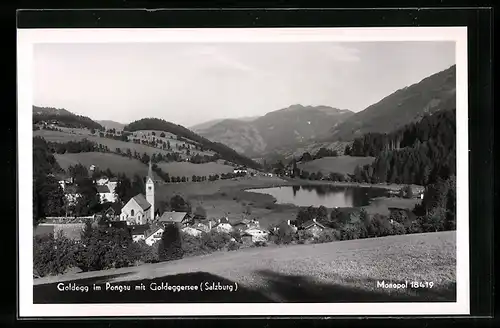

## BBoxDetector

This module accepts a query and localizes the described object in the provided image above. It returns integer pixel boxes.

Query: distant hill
[96,120,126,131]
[33,105,104,131]
[197,104,353,157]
[190,119,226,132]
[191,116,259,132]
[124,118,262,170]
[330,65,456,141]
[32,105,74,116]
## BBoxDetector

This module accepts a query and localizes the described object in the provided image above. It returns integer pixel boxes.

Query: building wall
[120,199,148,225]
[100,192,117,203]
[145,230,163,246]
[132,234,145,242]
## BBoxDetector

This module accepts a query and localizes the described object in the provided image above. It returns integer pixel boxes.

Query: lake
[246,185,389,208]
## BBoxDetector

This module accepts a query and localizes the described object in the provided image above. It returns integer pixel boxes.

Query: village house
[233,167,248,174]
[181,226,203,237]
[145,225,164,246]
[213,217,233,233]
[119,161,155,225]
[301,218,326,237]
[242,227,269,243]
[158,211,189,227]
[97,185,117,203]
[129,224,150,242]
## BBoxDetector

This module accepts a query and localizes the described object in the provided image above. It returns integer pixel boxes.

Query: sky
[33,41,455,127]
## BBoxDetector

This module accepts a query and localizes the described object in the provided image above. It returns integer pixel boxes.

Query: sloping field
[298,155,375,175]
[34,231,456,303]
[34,130,178,157]
[54,152,162,180]
[156,161,234,178]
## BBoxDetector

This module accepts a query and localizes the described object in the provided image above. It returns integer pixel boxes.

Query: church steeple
[145,158,155,223]
[148,159,153,180]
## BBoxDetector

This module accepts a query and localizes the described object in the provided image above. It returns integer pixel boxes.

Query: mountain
[197,105,353,157]
[330,65,456,141]
[33,105,74,116]
[191,116,259,132]
[96,120,126,131]
[190,119,226,132]
[124,118,262,170]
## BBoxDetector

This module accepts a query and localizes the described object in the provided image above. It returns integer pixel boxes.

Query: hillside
[124,118,262,170]
[198,104,353,157]
[33,105,104,131]
[96,120,126,131]
[54,152,162,180]
[34,231,456,303]
[330,65,456,141]
[33,105,74,116]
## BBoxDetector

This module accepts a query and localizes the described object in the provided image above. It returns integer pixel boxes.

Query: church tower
[146,159,155,222]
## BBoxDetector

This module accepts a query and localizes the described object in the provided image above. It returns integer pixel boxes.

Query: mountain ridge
[197,104,354,157]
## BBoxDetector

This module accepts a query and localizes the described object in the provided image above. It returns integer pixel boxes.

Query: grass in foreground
[34,231,456,303]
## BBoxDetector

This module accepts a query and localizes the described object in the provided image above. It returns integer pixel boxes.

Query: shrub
[314,229,340,244]
[296,230,315,244]
[33,232,77,277]
[274,222,295,245]
[391,221,406,235]
[181,232,208,256]
[158,224,184,262]
[253,240,267,247]
[201,230,232,251]
[227,240,241,251]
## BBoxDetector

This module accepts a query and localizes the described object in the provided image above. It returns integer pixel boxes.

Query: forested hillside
[124,118,262,170]
[347,109,455,186]
[33,105,104,131]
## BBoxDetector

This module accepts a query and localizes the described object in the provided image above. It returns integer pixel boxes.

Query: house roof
[129,224,150,235]
[131,194,151,211]
[96,185,111,193]
[145,223,164,239]
[302,220,326,230]
[159,211,187,223]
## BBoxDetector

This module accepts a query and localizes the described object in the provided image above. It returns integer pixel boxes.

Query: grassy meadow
[54,152,162,180]
[155,161,235,178]
[34,231,456,302]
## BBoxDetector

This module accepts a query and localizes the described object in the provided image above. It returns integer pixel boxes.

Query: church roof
[131,194,151,211]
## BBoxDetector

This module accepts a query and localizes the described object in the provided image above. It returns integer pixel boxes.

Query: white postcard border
[18,27,469,317]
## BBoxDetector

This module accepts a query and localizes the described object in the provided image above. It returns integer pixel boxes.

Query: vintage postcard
[18,27,469,317]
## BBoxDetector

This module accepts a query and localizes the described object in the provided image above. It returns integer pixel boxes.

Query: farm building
[119,161,155,225]
[301,219,326,237]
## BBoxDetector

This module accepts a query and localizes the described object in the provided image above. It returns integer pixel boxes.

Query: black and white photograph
[18,27,469,317]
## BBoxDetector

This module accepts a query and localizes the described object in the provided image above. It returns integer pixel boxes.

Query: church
[119,161,155,225]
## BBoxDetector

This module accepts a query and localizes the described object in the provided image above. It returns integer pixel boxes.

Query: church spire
[148,159,153,179]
